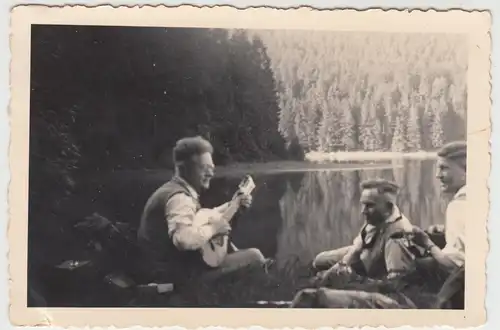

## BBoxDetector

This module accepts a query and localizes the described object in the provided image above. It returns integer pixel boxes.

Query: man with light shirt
[400,141,466,309]
[137,136,266,286]
[412,141,466,272]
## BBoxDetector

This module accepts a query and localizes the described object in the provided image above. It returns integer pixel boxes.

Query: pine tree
[430,99,445,148]
[361,120,378,151]
[359,99,369,150]
[373,119,384,150]
[316,113,329,152]
[406,104,422,151]
[391,112,407,152]
[382,94,393,148]
[294,103,309,149]
[358,95,384,151]
[431,76,447,98]
[278,89,295,139]
[360,116,379,151]
[317,107,342,152]
[340,99,356,150]
[331,98,345,149]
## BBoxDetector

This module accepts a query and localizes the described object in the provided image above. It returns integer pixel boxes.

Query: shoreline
[108,161,399,180]
[87,155,438,183]
[306,151,439,163]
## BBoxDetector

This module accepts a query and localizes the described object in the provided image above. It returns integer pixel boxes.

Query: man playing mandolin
[137,136,266,286]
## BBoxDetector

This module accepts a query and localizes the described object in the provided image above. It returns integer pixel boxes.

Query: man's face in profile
[360,188,389,225]
[189,152,215,191]
[435,157,466,194]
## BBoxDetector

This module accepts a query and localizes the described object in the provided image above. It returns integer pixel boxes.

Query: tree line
[29,26,294,213]
[253,30,468,152]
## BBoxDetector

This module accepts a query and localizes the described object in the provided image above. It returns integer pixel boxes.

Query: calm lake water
[99,159,447,273]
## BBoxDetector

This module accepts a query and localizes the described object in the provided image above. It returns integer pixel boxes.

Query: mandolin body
[194,176,255,268]
[194,208,229,268]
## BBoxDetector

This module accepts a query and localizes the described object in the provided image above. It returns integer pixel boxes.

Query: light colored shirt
[165,176,229,251]
[351,205,410,247]
[442,186,466,267]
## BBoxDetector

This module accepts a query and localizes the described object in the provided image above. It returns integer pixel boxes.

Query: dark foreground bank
[28,160,451,308]
[28,201,450,308]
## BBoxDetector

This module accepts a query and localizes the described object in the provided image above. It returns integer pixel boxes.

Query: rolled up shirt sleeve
[213,202,231,214]
[166,194,217,251]
[442,199,466,267]
[340,230,364,264]
[352,233,363,248]
[384,238,416,276]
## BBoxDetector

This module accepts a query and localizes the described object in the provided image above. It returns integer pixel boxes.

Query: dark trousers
[434,265,465,309]
[414,257,464,309]
[414,257,452,287]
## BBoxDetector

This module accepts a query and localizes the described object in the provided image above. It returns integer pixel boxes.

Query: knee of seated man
[313,251,339,270]
[246,248,266,264]
[312,253,328,270]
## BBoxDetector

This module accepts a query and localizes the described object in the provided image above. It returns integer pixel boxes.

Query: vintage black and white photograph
[9,6,490,328]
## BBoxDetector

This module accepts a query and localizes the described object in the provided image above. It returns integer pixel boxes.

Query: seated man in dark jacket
[137,136,265,286]
[293,179,419,308]
[315,179,416,281]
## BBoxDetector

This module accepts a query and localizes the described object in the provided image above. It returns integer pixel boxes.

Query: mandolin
[194,175,256,268]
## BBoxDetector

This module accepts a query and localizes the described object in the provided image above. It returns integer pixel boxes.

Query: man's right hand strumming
[210,218,231,236]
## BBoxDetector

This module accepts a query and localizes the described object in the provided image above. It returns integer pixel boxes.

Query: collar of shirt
[173,175,199,201]
[360,205,403,249]
[385,205,403,224]
[364,205,403,232]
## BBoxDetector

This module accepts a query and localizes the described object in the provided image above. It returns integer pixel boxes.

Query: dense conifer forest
[29,26,292,218]
[252,30,467,152]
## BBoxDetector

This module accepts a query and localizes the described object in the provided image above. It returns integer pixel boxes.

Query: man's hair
[437,141,467,170]
[172,136,213,166]
[360,178,399,202]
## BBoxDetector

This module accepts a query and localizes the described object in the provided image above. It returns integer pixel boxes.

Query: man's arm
[340,243,362,265]
[213,202,231,214]
[318,233,363,283]
[426,245,462,273]
[425,199,466,272]
[412,225,463,273]
[212,193,251,223]
[440,199,466,268]
[384,238,417,278]
[336,234,363,267]
[166,194,218,251]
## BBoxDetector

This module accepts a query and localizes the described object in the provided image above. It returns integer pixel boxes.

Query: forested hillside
[30,26,290,209]
[253,30,468,152]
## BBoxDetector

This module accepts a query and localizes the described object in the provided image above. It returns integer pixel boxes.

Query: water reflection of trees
[276,160,447,269]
